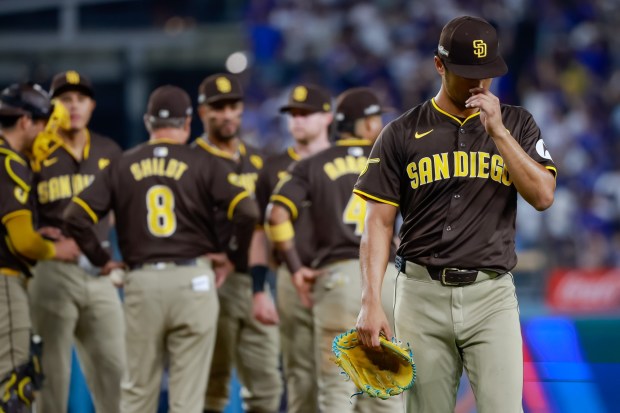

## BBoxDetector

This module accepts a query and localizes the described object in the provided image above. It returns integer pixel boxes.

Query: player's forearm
[249,228,270,293]
[63,203,110,266]
[360,201,397,306]
[360,222,392,306]
[266,203,301,273]
[491,130,555,210]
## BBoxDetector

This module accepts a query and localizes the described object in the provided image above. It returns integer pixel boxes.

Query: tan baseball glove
[332,329,416,399]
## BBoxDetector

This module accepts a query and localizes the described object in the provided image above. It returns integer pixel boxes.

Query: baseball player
[0,82,80,412]
[27,70,125,413]
[250,84,333,413]
[193,73,282,413]
[354,16,557,413]
[64,85,259,413]
[267,87,401,413]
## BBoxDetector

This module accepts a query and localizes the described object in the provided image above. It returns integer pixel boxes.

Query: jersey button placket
[459,127,466,149]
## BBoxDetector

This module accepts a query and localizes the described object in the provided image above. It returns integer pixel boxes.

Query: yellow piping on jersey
[227,191,250,221]
[71,196,99,224]
[546,166,558,179]
[352,189,399,207]
[59,129,91,161]
[148,138,180,145]
[431,98,480,126]
[287,146,300,161]
[2,154,30,192]
[195,137,235,160]
[1,209,30,226]
[270,194,299,220]
[336,139,372,146]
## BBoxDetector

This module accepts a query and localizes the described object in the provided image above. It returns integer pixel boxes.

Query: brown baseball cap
[437,16,507,79]
[280,84,332,113]
[146,85,193,121]
[50,70,95,98]
[335,87,387,124]
[198,73,243,105]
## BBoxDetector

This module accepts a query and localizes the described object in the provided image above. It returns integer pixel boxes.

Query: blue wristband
[250,265,269,294]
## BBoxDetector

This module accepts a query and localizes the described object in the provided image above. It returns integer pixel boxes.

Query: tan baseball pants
[276,265,317,413]
[205,271,282,413]
[0,272,30,379]
[395,261,523,413]
[121,261,218,413]
[29,260,125,413]
[313,259,403,413]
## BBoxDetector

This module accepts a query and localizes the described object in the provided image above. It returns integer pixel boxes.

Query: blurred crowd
[235,0,620,270]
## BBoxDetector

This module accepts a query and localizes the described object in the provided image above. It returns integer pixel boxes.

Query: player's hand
[356,301,393,350]
[52,238,80,262]
[206,252,234,288]
[292,266,323,308]
[100,260,127,287]
[465,87,506,139]
[252,291,280,325]
[39,226,64,241]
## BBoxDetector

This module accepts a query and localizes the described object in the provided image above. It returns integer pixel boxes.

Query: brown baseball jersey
[271,139,376,269]
[192,137,263,272]
[33,130,121,244]
[255,147,316,267]
[354,99,557,273]
[0,138,37,273]
[65,140,253,268]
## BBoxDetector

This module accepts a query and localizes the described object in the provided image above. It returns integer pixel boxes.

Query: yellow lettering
[59,176,72,199]
[502,167,512,186]
[490,154,503,183]
[140,159,152,178]
[131,163,143,181]
[324,163,338,180]
[37,182,49,203]
[174,162,188,180]
[433,153,449,181]
[469,152,477,178]
[49,178,60,202]
[478,152,489,179]
[165,159,178,178]
[406,162,418,189]
[323,156,367,181]
[418,157,433,186]
[454,151,468,177]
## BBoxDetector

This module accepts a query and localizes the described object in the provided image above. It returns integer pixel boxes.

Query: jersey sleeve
[0,155,33,221]
[63,164,114,266]
[353,121,403,207]
[72,163,114,222]
[269,160,310,221]
[204,157,253,222]
[514,109,557,177]
[254,166,272,224]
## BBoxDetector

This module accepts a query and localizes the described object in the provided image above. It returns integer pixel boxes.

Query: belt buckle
[441,267,461,286]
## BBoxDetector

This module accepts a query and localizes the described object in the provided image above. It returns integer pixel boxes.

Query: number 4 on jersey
[343,194,367,236]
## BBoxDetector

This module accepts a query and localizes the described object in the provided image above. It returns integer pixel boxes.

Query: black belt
[395,255,498,287]
[129,258,200,271]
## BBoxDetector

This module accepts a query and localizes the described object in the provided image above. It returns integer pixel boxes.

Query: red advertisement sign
[547,269,620,312]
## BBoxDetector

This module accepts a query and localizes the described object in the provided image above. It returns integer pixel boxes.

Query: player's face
[203,99,243,142]
[437,58,493,110]
[287,109,331,145]
[56,91,95,132]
